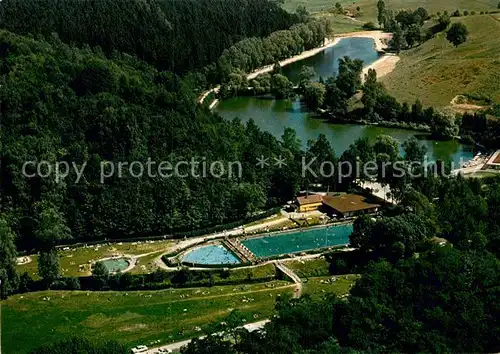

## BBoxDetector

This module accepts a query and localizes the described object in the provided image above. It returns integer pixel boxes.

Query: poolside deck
[222,237,258,263]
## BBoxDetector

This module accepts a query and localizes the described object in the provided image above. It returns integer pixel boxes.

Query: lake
[215,37,474,166]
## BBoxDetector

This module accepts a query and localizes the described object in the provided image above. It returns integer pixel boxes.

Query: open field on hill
[1,281,293,354]
[2,272,360,354]
[314,13,365,33]
[381,14,500,108]
[283,0,499,20]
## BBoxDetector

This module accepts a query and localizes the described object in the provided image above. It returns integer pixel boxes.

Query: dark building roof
[322,194,380,213]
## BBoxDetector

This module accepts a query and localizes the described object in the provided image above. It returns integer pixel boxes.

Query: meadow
[302,274,361,299]
[16,240,175,279]
[283,0,499,20]
[2,281,293,354]
[382,14,500,107]
[1,273,358,353]
[284,258,332,277]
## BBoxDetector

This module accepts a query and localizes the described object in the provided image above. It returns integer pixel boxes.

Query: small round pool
[181,244,241,265]
[101,258,130,273]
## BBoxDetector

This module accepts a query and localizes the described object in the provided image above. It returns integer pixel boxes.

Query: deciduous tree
[446,22,469,47]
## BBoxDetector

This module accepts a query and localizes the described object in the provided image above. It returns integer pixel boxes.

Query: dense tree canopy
[0,0,298,75]
[0,30,303,250]
[0,219,19,298]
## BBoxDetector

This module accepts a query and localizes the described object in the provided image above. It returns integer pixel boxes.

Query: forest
[0,29,307,252]
[0,0,298,74]
[1,0,500,353]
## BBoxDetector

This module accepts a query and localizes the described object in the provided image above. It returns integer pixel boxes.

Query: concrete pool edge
[166,221,354,268]
[95,256,136,274]
[178,241,248,268]
[239,221,354,242]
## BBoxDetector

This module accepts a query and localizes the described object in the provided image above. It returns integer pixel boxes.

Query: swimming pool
[101,257,130,273]
[181,244,241,265]
[242,224,353,258]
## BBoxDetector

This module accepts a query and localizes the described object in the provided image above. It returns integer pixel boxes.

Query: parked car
[131,345,148,354]
[157,349,172,354]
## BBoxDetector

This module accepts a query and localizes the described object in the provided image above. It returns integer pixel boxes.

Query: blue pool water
[101,258,130,273]
[182,244,241,265]
[242,224,353,258]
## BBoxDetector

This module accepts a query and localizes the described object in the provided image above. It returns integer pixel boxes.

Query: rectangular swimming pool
[242,224,353,258]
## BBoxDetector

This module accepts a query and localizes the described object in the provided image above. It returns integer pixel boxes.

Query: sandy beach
[362,53,400,81]
[246,36,342,80]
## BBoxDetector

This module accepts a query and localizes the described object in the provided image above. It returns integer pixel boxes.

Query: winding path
[275,261,303,298]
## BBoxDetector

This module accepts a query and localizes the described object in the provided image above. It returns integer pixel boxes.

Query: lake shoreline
[316,113,431,133]
[199,30,398,106]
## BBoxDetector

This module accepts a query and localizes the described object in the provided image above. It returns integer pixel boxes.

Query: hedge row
[16,266,279,294]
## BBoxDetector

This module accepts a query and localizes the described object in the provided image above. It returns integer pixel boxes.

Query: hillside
[381,14,500,108]
[283,0,499,19]
[0,29,297,250]
[0,0,297,73]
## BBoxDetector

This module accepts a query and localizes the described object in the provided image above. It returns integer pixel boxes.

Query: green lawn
[284,258,332,278]
[243,212,284,228]
[129,251,165,275]
[315,13,365,33]
[2,260,360,354]
[381,14,500,107]
[302,274,361,299]
[2,281,293,354]
[221,264,277,282]
[16,240,175,279]
[464,170,500,178]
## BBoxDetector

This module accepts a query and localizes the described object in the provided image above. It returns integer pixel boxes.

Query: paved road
[145,320,270,353]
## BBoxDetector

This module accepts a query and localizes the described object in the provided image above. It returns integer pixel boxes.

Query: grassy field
[2,281,293,354]
[381,14,500,107]
[283,0,499,19]
[315,13,365,33]
[129,251,166,275]
[221,264,277,282]
[464,170,500,178]
[302,274,361,299]
[284,258,332,278]
[16,240,175,279]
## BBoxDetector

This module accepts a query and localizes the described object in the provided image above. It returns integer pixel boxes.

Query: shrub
[50,280,69,290]
[362,22,377,30]
[65,277,81,290]
[17,272,34,293]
